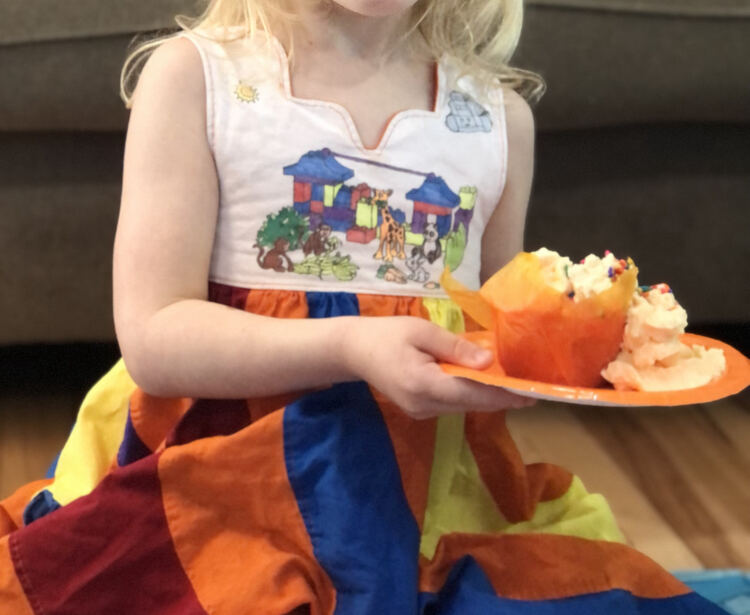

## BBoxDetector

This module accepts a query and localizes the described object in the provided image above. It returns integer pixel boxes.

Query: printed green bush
[256,207,309,249]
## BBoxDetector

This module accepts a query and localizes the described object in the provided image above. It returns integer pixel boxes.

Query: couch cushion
[530,0,750,18]
[0,0,187,45]
[0,0,189,132]
[0,36,135,132]
[0,0,749,132]
[0,132,123,344]
[516,2,750,129]
[526,124,750,323]
[2,0,748,46]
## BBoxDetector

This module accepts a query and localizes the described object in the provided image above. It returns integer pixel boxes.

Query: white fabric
[183,31,508,297]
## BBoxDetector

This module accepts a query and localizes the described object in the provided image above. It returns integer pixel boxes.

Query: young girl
[0,1,728,613]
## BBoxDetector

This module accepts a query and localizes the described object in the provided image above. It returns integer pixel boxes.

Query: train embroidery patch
[253,148,478,289]
[445,91,492,133]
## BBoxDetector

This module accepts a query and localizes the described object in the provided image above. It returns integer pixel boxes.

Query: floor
[1,343,748,572]
[507,392,750,570]
[0,343,120,501]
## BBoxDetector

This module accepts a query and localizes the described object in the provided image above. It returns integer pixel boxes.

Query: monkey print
[255,238,293,272]
[303,224,334,256]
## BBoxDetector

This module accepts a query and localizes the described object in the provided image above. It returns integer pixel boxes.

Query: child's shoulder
[501,87,534,135]
[499,87,535,167]
[456,75,534,145]
[134,36,207,107]
[137,30,279,102]
[127,36,214,150]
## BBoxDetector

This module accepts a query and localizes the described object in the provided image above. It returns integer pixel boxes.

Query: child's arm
[480,89,535,280]
[114,38,531,417]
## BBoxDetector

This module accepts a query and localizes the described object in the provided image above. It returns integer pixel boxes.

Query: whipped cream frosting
[531,248,726,392]
[602,287,725,391]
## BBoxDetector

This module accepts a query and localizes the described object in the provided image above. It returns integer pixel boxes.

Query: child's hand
[345,317,535,419]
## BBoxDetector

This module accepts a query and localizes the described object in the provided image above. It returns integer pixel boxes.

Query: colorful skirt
[0,286,727,614]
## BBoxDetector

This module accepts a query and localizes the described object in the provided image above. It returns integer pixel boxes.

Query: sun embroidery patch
[253,148,478,290]
[234,82,259,103]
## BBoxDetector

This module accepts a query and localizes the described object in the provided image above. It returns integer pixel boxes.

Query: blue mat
[674,570,750,614]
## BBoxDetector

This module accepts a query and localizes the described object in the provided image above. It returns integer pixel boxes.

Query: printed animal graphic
[406,247,430,283]
[420,223,442,264]
[255,238,293,272]
[303,224,334,256]
[373,189,406,262]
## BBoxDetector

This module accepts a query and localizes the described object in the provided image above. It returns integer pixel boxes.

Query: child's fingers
[402,386,533,419]
[413,323,493,370]
[426,370,533,412]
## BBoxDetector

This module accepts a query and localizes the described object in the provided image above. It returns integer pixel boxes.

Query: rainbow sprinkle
[639,283,673,295]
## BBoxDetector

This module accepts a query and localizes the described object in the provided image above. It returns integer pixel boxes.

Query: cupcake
[443,248,638,387]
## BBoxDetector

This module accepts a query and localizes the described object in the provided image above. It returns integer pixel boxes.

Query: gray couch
[1,0,748,346]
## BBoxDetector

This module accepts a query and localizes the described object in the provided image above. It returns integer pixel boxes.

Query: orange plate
[441,332,750,407]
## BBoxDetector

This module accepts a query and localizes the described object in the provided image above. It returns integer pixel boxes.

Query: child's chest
[288,54,435,149]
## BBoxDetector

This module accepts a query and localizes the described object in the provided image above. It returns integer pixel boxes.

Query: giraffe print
[372,189,406,263]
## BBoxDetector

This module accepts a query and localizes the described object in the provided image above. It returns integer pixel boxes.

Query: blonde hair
[120,0,545,107]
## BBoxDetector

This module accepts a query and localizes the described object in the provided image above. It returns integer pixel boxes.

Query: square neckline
[268,35,443,154]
